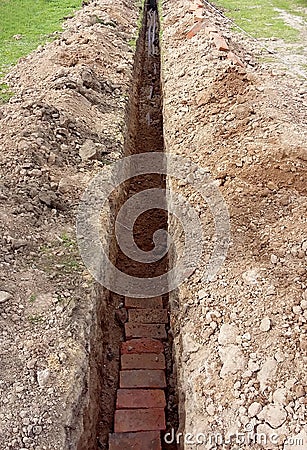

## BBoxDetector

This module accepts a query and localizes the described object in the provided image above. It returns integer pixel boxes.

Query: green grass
[213,0,307,41]
[0,0,82,79]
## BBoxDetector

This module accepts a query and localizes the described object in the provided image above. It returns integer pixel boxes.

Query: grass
[37,232,83,276]
[213,0,307,41]
[0,0,82,84]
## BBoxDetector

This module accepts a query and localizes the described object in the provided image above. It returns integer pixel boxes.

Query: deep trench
[76,2,179,449]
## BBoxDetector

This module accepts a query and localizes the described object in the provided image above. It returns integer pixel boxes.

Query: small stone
[260,317,271,332]
[206,404,215,416]
[292,305,302,315]
[33,425,42,435]
[37,369,50,387]
[218,323,239,345]
[300,299,307,310]
[248,401,262,417]
[270,254,278,264]
[258,403,287,428]
[0,291,12,304]
[273,388,287,405]
[294,384,305,398]
[219,344,246,378]
[79,139,97,161]
[257,357,278,391]
[248,360,260,372]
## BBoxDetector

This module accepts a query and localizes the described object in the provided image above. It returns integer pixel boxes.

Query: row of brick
[187,0,245,67]
[109,296,167,449]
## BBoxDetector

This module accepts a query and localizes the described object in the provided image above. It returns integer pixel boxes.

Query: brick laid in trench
[109,431,162,450]
[125,296,163,309]
[125,323,167,340]
[114,408,166,432]
[116,389,166,409]
[128,308,168,324]
[121,338,164,355]
[121,353,166,370]
[120,369,166,388]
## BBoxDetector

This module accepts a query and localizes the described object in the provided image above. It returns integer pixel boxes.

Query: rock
[257,357,278,391]
[273,388,287,405]
[294,384,305,398]
[218,323,239,345]
[248,359,260,372]
[79,139,97,160]
[260,317,271,332]
[258,403,287,429]
[37,369,50,387]
[271,254,278,264]
[206,404,216,416]
[219,344,246,378]
[0,291,12,304]
[248,401,262,417]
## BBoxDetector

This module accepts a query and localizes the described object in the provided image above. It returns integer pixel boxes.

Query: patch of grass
[214,0,306,42]
[0,0,82,78]
[37,231,83,276]
[28,314,44,324]
[29,293,37,304]
[0,82,14,103]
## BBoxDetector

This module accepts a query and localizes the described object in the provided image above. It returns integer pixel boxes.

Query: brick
[121,353,166,370]
[114,409,166,432]
[116,389,166,409]
[125,296,163,309]
[109,431,162,450]
[227,51,245,67]
[121,338,164,355]
[125,323,167,340]
[187,21,205,39]
[128,309,168,324]
[120,370,166,388]
[213,34,229,52]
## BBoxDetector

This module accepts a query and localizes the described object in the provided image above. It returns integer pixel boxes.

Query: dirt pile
[161,0,306,448]
[0,1,139,449]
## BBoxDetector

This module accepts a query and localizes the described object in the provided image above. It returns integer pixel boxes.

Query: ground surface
[0,0,139,448]
[162,0,306,449]
[0,0,306,449]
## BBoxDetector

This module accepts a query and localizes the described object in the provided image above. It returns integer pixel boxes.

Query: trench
[75,1,179,449]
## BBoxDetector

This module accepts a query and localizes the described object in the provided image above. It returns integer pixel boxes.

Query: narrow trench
[109,0,178,450]
[107,0,179,447]
[77,1,179,449]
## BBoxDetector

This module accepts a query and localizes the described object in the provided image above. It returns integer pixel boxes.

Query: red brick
[121,338,164,355]
[114,409,166,432]
[125,296,163,309]
[109,431,162,450]
[121,353,166,370]
[227,51,245,67]
[120,370,166,389]
[213,34,229,51]
[116,389,166,409]
[125,323,167,340]
[128,309,168,324]
[187,21,205,39]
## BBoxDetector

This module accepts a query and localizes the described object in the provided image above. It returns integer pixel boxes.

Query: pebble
[218,323,239,345]
[37,369,50,388]
[258,403,287,428]
[260,317,271,332]
[0,291,12,304]
[248,401,262,417]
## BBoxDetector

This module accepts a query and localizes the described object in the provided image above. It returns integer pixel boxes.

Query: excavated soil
[0,0,306,449]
